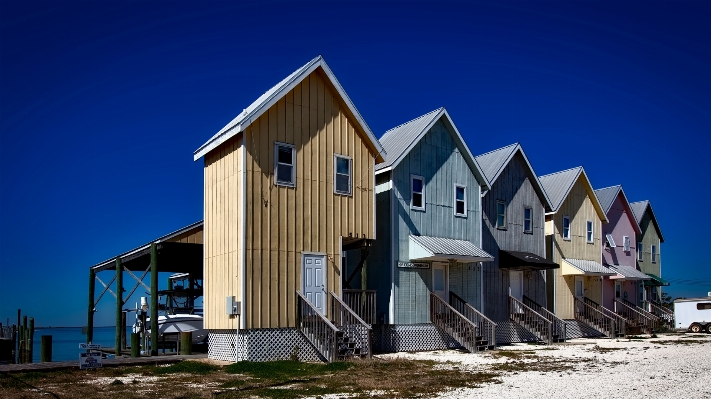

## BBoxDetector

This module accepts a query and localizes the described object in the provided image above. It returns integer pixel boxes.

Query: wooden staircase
[574,297,625,338]
[649,301,674,327]
[523,296,566,343]
[615,299,660,334]
[509,295,553,344]
[296,291,372,362]
[449,292,496,350]
[430,292,489,352]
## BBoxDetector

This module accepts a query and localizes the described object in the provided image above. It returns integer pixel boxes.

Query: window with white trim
[454,185,466,217]
[496,201,507,229]
[562,216,571,240]
[605,234,616,247]
[651,245,657,263]
[523,207,532,233]
[638,242,643,261]
[586,220,593,243]
[623,236,630,252]
[334,154,351,195]
[274,142,295,186]
[411,175,425,210]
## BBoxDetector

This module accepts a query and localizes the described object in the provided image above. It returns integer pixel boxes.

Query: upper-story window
[523,207,532,233]
[274,142,296,186]
[651,245,657,263]
[496,201,507,229]
[638,242,643,261]
[454,185,466,217]
[334,155,352,195]
[411,175,425,210]
[623,236,630,252]
[586,221,594,243]
[562,216,571,240]
[605,234,616,247]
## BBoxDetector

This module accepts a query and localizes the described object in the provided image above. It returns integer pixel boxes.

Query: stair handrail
[648,301,674,325]
[430,292,479,353]
[522,295,567,342]
[574,296,623,337]
[296,291,339,363]
[583,297,627,336]
[450,291,497,348]
[329,291,372,359]
[342,289,377,325]
[615,299,656,333]
[509,295,552,344]
[623,298,660,321]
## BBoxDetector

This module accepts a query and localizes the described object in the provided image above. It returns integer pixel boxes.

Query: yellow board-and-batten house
[193,56,386,362]
[539,167,614,330]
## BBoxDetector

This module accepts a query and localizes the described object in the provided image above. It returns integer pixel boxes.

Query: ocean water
[24,326,132,362]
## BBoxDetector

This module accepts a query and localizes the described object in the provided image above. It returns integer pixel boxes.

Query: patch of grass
[591,345,624,353]
[626,335,649,340]
[225,360,352,380]
[490,350,536,359]
[654,339,709,345]
[152,360,220,375]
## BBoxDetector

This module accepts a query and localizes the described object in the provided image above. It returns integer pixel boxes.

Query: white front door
[575,276,584,298]
[432,263,448,301]
[303,254,326,315]
[509,270,523,301]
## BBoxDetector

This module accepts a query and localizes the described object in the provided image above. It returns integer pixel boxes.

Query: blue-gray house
[365,108,495,353]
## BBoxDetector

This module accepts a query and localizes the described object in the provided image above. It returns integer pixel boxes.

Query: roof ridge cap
[539,166,583,179]
[382,107,444,135]
[474,142,519,158]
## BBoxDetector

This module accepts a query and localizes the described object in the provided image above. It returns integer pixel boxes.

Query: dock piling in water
[41,335,52,362]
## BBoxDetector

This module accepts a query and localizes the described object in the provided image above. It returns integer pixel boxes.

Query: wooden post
[150,243,158,356]
[12,325,17,364]
[22,315,27,363]
[130,333,140,357]
[41,335,52,362]
[115,257,123,357]
[121,312,127,351]
[15,309,20,364]
[179,332,192,355]
[28,317,34,363]
[87,268,95,344]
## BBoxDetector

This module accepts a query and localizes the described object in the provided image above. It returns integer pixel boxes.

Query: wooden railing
[430,292,479,353]
[450,292,496,348]
[296,291,339,362]
[523,295,567,342]
[575,297,622,337]
[583,297,627,336]
[622,299,660,331]
[0,325,13,339]
[509,296,552,344]
[329,292,372,359]
[342,289,377,325]
[615,299,656,333]
[649,301,674,326]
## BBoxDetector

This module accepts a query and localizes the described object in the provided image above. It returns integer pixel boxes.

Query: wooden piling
[41,335,52,362]
[150,243,158,356]
[115,257,123,357]
[28,318,34,363]
[179,332,192,355]
[121,312,127,351]
[130,333,140,357]
[87,268,95,344]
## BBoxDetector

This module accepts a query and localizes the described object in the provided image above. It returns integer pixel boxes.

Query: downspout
[240,130,247,329]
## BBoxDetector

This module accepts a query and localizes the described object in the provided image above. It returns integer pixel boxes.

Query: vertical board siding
[203,135,242,329]
[481,153,547,322]
[547,176,604,319]
[637,210,662,299]
[600,193,637,268]
[389,120,484,324]
[243,71,375,329]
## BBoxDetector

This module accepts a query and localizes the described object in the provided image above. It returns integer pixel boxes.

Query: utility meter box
[226,296,241,315]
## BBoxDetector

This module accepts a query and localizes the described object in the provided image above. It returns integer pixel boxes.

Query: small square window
[623,236,630,252]
[411,175,425,210]
[274,143,295,186]
[334,155,351,195]
[496,201,507,229]
[586,220,593,243]
[454,185,466,217]
[523,207,532,233]
[562,216,571,240]
[638,242,643,261]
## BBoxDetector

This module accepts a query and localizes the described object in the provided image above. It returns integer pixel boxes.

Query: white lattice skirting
[372,324,462,353]
[208,328,323,363]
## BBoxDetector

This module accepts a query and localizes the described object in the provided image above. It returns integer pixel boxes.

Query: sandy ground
[377,333,711,398]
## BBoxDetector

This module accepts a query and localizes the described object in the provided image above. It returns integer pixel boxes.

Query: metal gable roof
[193,55,385,162]
[539,166,607,222]
[375,108,489,190]
[594,185,641,235]
[608,264,651,280]
[630,200,665,242]
[563,258,616,276]
[475,143,553,212]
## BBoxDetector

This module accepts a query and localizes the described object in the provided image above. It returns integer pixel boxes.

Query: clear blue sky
[1,1,710,327]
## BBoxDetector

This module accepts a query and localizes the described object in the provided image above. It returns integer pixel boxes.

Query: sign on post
[79,352,103,369]
[79,343,102,350]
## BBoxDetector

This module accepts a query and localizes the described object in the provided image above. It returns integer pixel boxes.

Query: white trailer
[673,295,711,333]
